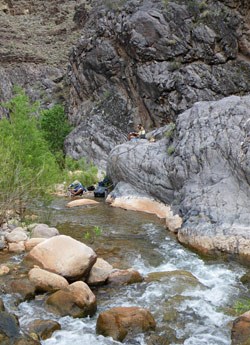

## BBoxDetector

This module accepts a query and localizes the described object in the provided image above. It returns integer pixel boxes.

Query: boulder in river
[86,258,113,286]
[26,319,61,341]
[45,281,97,318]
[66,198,99,208]
[96,306,156,342]
[25,235,97,281]
[107,268,144,286]
[231,311,250,345]
[28,267,69,293]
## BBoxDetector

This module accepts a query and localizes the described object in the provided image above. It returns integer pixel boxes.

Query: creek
[2,196,249,345]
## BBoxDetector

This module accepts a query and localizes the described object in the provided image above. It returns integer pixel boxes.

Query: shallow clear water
[3,196,249,344]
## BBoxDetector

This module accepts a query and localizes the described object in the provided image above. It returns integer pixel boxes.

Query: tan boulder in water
[45,281,97,318]
[28,267,69,292]
[25,235,97,280]
[107,194,183,232]
[66,198,99,208]
[96,306,156,342]
[87,258,113,286]
[25,238,47,251]
[107,268,144,286]
[231,311,250,345]
[106,195,169,218]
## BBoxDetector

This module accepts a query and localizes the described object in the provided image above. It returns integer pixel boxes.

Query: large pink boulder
[25,235,97,280]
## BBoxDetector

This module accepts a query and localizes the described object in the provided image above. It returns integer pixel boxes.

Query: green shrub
[167,145,175,155]
[0,89,61,223]
[165,123,176,138]
[64,156,99,187]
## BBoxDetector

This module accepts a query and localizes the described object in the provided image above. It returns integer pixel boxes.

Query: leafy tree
[0,89,61,223]
[40,104,72,167]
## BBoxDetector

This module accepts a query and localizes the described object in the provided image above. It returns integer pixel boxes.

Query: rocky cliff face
[1,0,250,259]
[0,0,82,115]
[65,0,250,165]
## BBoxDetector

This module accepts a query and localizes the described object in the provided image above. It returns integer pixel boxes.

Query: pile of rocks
[0,222,155,343]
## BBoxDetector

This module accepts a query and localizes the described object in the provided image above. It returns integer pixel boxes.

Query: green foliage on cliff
[165,123,176,138]
[0,88,61,223]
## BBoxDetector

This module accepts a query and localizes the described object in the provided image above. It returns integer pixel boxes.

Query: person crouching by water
[68,180,87,196]
[128,124,146,141]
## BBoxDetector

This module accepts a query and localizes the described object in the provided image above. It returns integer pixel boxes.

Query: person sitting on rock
[68,180,87,196]
[128,124,146,141]
[137,124,146,139]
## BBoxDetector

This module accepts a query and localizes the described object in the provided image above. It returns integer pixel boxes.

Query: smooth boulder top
[26,235,97,280]
[66,198,99,208]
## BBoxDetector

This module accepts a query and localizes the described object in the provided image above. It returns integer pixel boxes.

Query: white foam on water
[129,224,246,344]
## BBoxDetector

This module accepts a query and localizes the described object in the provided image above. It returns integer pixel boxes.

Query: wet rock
[96,306,156,342]
[107,188,171,219]
[107,268,144,286]
[45,281,97,318]
[240,272,250,285]
[145,270,202,294]
[0,311,20,341]
[231,311,250,345]
[0,265,10,276]
[30,224,59,239]
[87,258,113,286]
[5,228,28,243]
[0,298,5,311]
[8,242,25,253]
[66,198,99,208]
[27,319,61,341]
[0,239,6,250]
[13,336,41,344]
[24,238,47,251]
[25,235,97,280]
[146,334,170,345]
[9,278,36,301]
[28,267,69,293]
